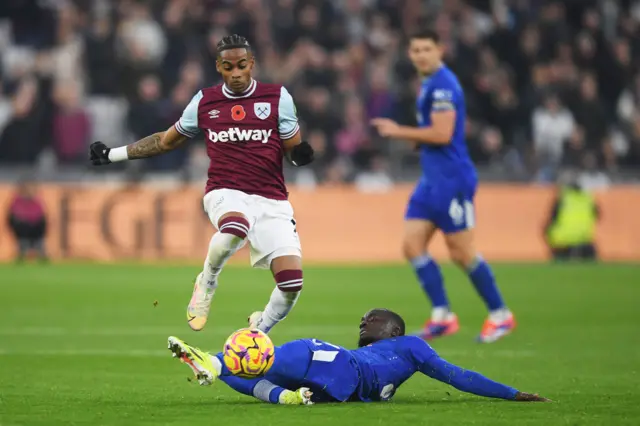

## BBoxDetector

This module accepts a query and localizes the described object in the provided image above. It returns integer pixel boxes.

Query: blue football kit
[216,336,518,404]
[405,65,478,233]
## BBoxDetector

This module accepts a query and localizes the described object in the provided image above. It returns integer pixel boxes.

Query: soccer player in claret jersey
[166,309,550,405]
[371,29,515,343]
[89,35,314,334]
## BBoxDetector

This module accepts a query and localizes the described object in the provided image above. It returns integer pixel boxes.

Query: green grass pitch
[0,262,639,425]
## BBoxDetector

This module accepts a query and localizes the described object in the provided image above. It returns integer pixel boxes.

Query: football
[222,328,275,378]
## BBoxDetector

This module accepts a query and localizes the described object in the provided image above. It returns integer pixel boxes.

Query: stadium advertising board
[0,184,638,262]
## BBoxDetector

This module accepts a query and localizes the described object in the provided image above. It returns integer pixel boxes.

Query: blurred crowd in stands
[0,0,639,189]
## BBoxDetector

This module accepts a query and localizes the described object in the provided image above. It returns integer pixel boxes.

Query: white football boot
[187,272,215,331]
[248,311,263,330]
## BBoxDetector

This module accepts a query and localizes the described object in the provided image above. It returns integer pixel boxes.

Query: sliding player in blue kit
[167,309,548,405]
[371,29,515,343]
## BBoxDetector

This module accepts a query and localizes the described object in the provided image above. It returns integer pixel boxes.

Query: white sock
[257,288,300,333]
[431,307,451,322]
[208,354,222,375]
[201,232,246,290]
[489,308,512,323]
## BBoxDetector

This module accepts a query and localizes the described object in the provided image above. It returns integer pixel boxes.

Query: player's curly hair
[216,34,251,56]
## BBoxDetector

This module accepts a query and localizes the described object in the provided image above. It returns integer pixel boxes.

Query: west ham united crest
[254,102,271,120]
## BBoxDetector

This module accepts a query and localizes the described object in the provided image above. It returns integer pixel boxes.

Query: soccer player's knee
[208,217,248,259]
[402,238,423,260]
[449,247,475,268]
[218,216,250,240]
[274,269,303,293]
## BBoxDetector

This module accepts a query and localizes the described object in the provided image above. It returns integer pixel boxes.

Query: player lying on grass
[167,309,550,404]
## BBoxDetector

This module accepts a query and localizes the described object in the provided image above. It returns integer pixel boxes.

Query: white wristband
[108,146,129,162]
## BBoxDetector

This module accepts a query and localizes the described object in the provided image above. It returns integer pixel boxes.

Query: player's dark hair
[216,34,251,57]
[377,309,406,336]
[409,28,440,44]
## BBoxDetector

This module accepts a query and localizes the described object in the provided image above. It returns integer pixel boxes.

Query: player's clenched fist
[89,141,112,165]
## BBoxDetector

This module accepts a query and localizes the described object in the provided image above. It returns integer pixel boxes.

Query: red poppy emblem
[231,105,246,121]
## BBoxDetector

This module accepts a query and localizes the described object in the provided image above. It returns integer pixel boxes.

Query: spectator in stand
[573,74,608,154]
[0,77,47,165]
[0,0,637,184]
[532,94,575,181]
[6,179,48,263]
[52,81,91,165]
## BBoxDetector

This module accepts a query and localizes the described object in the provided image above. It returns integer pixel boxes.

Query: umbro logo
[208,109,220,119]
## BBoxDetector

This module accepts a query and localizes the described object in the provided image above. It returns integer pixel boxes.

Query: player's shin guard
[256,270,302,333]
[202,216,249,288]
[411,255,450,315]
[467,255,507,313]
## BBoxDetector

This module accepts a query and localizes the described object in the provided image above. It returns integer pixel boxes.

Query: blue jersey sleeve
[278,86,299,140]
[404,337,518,400]
[429,82,457,113]
[175,90,203,138]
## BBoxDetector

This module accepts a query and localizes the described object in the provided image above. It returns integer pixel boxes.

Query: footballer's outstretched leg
[168,336,221,385]
[187,213,249,331]
[446,228,516,343]
[249,255,302,333]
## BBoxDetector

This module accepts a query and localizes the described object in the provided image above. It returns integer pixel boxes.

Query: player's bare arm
[282,130,302,152]
[127,126,189,159]
[371,110,455,145]
[283,131,314,167]
[371,30,459,146]
[89,125,189,165]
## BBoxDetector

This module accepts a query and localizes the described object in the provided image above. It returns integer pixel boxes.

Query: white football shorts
[203,188,302,269]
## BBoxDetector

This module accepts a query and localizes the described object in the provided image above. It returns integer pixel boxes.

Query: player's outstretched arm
[371,110,455,146]
[407,338,550,402]
[126,125,190,159]
[420,354,550,402]
[89,125,189,165]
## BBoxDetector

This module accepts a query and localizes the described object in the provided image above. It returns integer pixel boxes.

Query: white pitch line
[0,325,358,336]
[0,327,194,336]
[0,348,170,357]
[0,347,535,358]
[0,328,535,358]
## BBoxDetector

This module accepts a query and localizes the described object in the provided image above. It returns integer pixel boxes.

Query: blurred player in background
[371,30,515,343]
[89,35,314,334]
[167,309,549,404]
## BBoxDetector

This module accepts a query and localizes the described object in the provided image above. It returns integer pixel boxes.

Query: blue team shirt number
[310,339,395,402]
[448,199,475,228]
[310,339,341,362]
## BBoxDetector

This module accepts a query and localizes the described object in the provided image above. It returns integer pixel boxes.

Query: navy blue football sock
[411,255,449,309]
[467,256,505,311]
